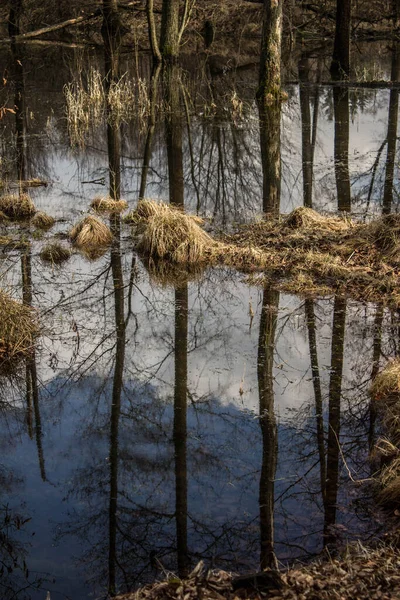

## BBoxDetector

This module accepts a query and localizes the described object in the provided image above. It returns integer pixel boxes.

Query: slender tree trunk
[258,288,279,571]
[164,63,184,207]
[160,0,180,59]
[299,56,313,208]
[139,62,162,198]
[147,0,162,62]
[331,0,351,78]
[258,100,281,215]
[257,0,283,103]
[333,86,351,212]
[8,0,23,38]
[108,220,126,597]
[305,299,326,502]
[323,297,346,547]
[174,284,189,577]
[383,43,400,215]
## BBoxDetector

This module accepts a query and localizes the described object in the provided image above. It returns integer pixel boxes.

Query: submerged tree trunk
[257,288,279,571]
[174,284,189,577]
[333,86,351,212]
[305,299,326,501]
[383,43,400,215]
[331,0,351,78]
[257,0,283,103]
[323,297,346,547]
[160,0,180,59]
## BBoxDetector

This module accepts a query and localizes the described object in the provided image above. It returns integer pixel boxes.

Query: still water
[0,40,399,599]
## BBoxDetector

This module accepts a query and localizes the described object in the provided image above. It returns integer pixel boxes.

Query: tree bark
[323,297,346,547]
[174,284,189,577]
[8,0,23,38]
[257,0,283,103]
[147,0,162,62]
[258,288,279,571]
[258,100,281,215]
[160,0,180,59]
[331,0,351,78]
[333,86,351,212]
[383,43,400,215]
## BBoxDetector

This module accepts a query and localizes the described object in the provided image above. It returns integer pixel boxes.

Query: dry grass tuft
[371,359,400,402]
[132,200,214,264]
[0,193,36,220]
[70,216,113,251]
[40,242,71,265]
[282,206,351,232]
[91,196,128,213]
[371,359,400,506]
[0,290,39,366]
[31,211,55,230]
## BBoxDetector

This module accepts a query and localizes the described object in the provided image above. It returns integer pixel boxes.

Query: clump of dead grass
[282,206,351,232]
[31,211,55,230]
[91,196,128,213]
[371,359,400,506]
[131,199,217,264]
[40,242,71,265]
[70,215,113,251]
[371,359,400,403]
[0,290,39,366]
[0,193,36,220]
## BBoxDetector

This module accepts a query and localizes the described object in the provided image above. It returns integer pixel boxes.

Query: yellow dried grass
[0,290,39,364]
[0,193,36,220]
[70,215,113,250]
[31,211,55,230]
[91,196,128,213]
[370,359,400,401]
[133,200,214,264]
[40,242,71,265]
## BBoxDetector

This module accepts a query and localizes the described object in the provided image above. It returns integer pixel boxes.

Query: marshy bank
[115,545,400,600]
[128,201,400,306]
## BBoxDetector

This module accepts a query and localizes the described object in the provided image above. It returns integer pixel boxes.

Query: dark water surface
[0,40,399,599]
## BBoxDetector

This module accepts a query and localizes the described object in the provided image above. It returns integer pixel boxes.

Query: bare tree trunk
[333,86,351,212]
[139,62,162,198]
[258,288,279,571]
[147,0,162,62]
[174,284,189,577]
[161,0,180,59]
[257,0,283,103]
[331,0,351,78]
[8,0,23,37]
[258,101,281,215]
[323,297,346,547]
[305,299,326,502]
[299,55,313,208]
[102,0,123,68]
[164,63,184,207]
[383,42,400,215]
